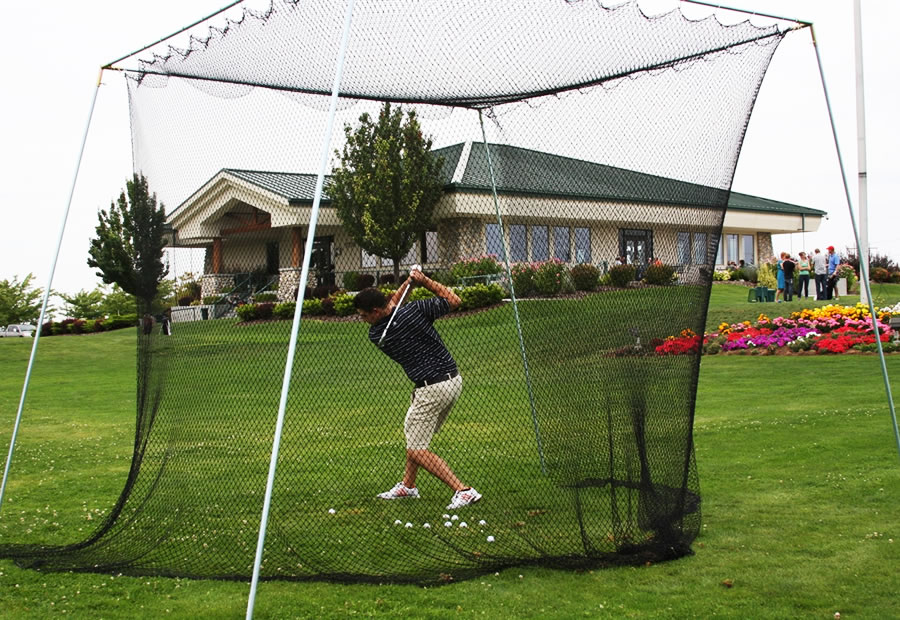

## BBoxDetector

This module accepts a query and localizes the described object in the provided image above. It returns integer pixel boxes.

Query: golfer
[354,269,482,510]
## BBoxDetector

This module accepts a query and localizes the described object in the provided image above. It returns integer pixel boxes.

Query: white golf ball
[459,522,468,528]
[412,264,422,272]
[442,514,450,519]
[451,515,459,521]
[444,521,452,527]
[328,508,336,514]
[487,535,495,542]
[405,522,413,529]
[478,520,487,526]
[423,523,431,529]
[394,519,402,526]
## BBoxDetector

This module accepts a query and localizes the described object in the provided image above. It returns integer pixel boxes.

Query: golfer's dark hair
[353,287,387,313]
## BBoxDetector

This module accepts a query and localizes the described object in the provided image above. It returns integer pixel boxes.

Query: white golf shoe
[446,487,482,510]
[376,482,420,499]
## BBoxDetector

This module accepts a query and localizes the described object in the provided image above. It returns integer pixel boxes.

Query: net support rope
[808,26,900,462]
[245,0,356,616]
[478,110,546,475]
[0,72,104,515]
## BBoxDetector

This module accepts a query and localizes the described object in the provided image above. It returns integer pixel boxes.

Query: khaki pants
[404,374,463,450]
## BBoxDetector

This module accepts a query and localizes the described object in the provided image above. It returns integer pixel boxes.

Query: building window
[574,227,590,263]
[553,226,570,262]
[677,232,691,265]
[485,223,504,259]
[741,234,755,265]
[361,249,377,268]
[423,230,438,263]
[716,234,723,265]
[400,243,418,265]
[726,234,738,265]
[510,225,527,262]
[532,226,549,262]
[693,232,707,265]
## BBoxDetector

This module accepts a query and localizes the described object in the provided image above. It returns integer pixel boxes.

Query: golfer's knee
[407,448,429,462]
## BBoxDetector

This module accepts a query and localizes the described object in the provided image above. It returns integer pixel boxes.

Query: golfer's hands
[409,269,428,286]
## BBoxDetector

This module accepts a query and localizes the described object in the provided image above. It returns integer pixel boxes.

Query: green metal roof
[177,142,825,218]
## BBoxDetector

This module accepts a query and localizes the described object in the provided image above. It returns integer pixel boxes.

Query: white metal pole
[0,73,104,515]
[809,26,899,463]
[853,0,869,304]
[245,0,356,617]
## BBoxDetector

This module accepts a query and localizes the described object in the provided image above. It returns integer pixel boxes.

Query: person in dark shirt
[782,253,796,302]
[354,269,482,510]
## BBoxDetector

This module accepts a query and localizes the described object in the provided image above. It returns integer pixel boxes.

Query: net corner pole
[0,74,105,515]
[807,25,900,463]
[476,110,547,476]
[245,1,356,618]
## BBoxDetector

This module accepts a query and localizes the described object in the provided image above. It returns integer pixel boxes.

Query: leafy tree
[99,284,137,317]
[329,103,445,282]
[0,273,45,325]
[87,174,169,307]
[60,288,105,320]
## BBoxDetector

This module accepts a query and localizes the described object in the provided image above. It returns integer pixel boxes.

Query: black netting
[1,0,797,582]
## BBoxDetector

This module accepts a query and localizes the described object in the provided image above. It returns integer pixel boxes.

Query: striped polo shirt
[368,297,457,383]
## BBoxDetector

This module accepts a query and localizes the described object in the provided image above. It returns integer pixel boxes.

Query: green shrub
[570,264,600,291]
[534,259,566,296]
[236,304,258,322]
[705,342,721,355]
[203,296,220,305]
[254,293,278,303]
[104,314,138,331]
[644,263,676,285]
[450,255,502,281]
[757,262,777,289]
[302,298,323,316]
[457,283,504,311]
[599,273,612,286]
[409,287,435,302]
[713,270,731,281]
[274,301,296,319]
[332,293,356,317]
[608,264,636,288]
[429,270,459,287]
[510,263,536,297]
[743,265,759,283]
[342,271,361,291]
[892,271,900,284]
[871,267,891,283]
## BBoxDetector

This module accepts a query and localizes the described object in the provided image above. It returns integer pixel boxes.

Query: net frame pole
[0,73,104,515]
[245,0,356,616]
[808,26,900,463]
[477,110,546,475]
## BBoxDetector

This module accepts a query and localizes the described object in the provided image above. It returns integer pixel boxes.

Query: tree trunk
[393,260,401,285]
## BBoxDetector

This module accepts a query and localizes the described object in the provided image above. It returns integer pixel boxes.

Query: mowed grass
[0,288,899,618]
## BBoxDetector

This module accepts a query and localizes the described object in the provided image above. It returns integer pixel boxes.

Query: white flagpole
[245,1,356,617]
[853,0,869,304]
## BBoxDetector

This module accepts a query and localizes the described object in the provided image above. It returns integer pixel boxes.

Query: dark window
[532,226,549,261]
[266,242,279,275]
[553,226,570,262]
[510,225,527,262]
[485,223,503,259]
[619,228,653,267]
[574,227,591,263]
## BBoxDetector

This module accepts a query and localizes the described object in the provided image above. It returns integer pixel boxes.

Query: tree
[60,288,105,320]
[99,284,137,317]
[0,273,44,325]
[87,174,169,307]
[329,103,445,282]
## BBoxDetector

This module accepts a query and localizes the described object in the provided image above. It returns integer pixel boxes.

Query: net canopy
[1,0,802,582]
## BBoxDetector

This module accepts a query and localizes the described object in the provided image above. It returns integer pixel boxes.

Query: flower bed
[656,304,896,356]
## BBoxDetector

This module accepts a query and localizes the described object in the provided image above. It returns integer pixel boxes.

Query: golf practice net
[1,0,801,582]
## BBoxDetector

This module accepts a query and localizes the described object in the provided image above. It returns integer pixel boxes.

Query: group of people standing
[774,246,841,302]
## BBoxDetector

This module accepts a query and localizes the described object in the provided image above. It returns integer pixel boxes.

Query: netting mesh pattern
[1,0,790,582]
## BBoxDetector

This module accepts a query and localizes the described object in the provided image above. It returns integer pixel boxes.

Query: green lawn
[0,288,899,618]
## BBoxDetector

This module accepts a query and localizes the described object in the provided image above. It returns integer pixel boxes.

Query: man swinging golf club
[354,266,482,511]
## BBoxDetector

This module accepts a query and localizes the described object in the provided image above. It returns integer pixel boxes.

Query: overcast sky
[1,0,897,298]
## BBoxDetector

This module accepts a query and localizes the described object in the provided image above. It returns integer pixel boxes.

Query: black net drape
[0,0,792,582]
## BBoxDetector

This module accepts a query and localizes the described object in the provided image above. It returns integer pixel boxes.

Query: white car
[1,324,36,338]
